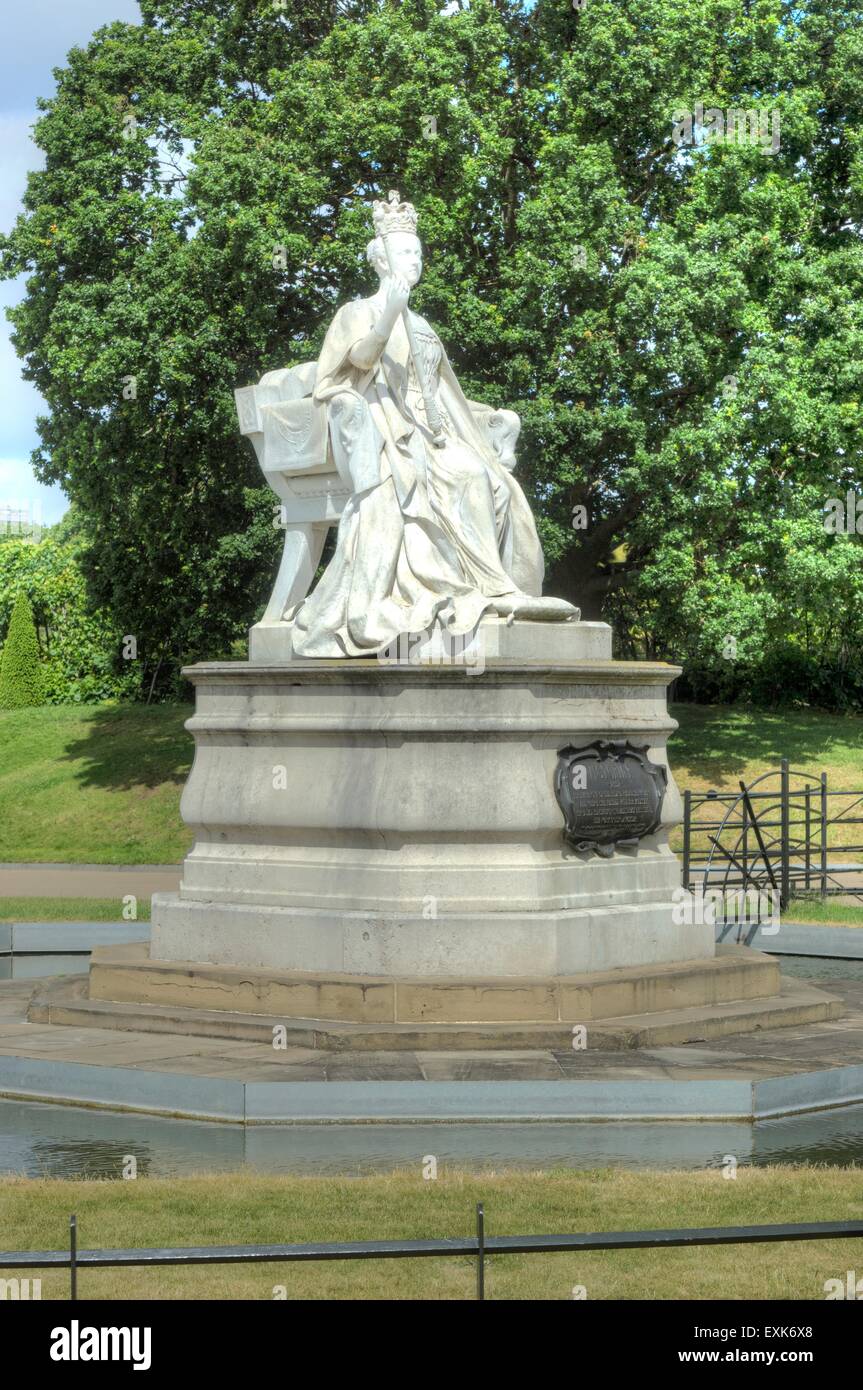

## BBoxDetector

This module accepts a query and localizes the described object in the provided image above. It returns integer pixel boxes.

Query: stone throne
[235,363,524,660]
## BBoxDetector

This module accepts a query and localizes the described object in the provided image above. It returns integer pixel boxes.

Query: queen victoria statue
[237,192,577,659]
[107,193,789,1042]
[91,192,800,1051]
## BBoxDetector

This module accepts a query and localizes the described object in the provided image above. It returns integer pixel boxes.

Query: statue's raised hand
[371,274,411,346]
[383,272,411,319]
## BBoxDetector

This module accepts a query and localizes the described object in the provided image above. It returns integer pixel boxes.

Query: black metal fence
[2,1208,863,1300]
[682,759,863,915]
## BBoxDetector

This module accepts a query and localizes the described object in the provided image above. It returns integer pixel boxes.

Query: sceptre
[376,190,447,448]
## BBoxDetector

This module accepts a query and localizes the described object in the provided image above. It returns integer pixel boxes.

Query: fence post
[70,1214,77,1302]
[682,790,691,891]
[476,1203,485,1301]
[804,786,811,891]
[820,773,828,899]
[780,759,791,910]
[741,793,749,913]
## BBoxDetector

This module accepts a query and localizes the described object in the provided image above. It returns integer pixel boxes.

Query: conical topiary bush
[0,591,45,708]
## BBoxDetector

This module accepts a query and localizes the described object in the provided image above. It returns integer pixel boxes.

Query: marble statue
[240,191,577,659]
[136,203,773,1033]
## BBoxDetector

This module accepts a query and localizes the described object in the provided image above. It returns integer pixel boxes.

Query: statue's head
[366,230,422,286]
[368,190,422,287]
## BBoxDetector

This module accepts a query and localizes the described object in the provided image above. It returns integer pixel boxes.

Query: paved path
[0,864,181,898]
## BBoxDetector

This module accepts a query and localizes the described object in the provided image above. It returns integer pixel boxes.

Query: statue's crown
[372,189,418,237]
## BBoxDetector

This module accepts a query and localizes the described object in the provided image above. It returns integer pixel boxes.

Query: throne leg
[263,521,328,623]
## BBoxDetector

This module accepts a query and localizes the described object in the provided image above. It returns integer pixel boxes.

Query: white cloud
[0,313,44,457]
[0,111,43,235]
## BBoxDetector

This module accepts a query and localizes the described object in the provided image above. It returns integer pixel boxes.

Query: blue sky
[0,0,142,524]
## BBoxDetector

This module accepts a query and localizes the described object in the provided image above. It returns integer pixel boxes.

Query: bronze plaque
[554,740,667,856]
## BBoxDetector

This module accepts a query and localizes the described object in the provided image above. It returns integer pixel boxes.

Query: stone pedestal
[47,617,836,1048]
[148,622,713,982]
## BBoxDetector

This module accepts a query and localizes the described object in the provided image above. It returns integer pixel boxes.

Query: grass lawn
[0,704,193,864]
[783,899,863,927]
[0,897,151,923]
[0,701,861,865]
[0,1167,860,1301]
[670,704,863,793]
[670,705,863,860]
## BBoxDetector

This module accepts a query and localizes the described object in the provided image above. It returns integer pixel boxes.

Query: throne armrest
[235,362,329,478]
[467,401,521,473]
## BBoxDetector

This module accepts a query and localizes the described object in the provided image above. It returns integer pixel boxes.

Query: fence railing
[3,1208,863,1300]
[682,759,863,915]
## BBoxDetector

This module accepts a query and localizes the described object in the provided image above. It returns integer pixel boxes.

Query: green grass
[0,1167,860,1300]
[0,701,861,865]
[670,704,863,859]
[671,703,863,793]
[0,704,193,863]
[783,899,863,927]
[0,897,151,923]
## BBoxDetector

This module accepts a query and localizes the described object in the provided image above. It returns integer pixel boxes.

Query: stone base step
[84,941,782,1026]
[29,974,841,1051]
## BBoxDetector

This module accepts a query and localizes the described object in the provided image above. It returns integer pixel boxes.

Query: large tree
[3,0,863,699]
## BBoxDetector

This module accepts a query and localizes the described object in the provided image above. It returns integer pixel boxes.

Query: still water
[1,1098,861,1179]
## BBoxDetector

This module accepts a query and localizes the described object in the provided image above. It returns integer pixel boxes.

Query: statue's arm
[346,276,409,371]
[312,303,391,381]
[314,302,379,397]
[348,322,391,372]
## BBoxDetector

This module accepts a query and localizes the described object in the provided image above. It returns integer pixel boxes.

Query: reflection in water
[0,1098,861,1179]
[753,1104,863,1165]
[28,1140,156,1181]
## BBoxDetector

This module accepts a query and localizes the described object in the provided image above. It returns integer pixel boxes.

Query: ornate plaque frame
[554,739,668,857]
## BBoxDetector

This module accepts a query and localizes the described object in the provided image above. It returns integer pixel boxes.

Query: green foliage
[1,1,862,703]
[612,490,863,708]
[0,592,45,708]
[0,533,139,703]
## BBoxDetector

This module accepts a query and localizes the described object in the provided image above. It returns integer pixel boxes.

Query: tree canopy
[2,0,862,702]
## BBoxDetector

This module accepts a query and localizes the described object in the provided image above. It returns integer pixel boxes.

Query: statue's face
[376,231,422,286]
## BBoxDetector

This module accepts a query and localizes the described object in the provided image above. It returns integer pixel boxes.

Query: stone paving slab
[417,1053,566,1082]
[140,1056,329,1082]
[1,973,863,1120]
[4,974,863,1080]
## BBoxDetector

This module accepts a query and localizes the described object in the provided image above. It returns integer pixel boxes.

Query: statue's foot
[488,593,580,623]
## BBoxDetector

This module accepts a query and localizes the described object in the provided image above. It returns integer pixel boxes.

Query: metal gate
[682,759,863,914]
